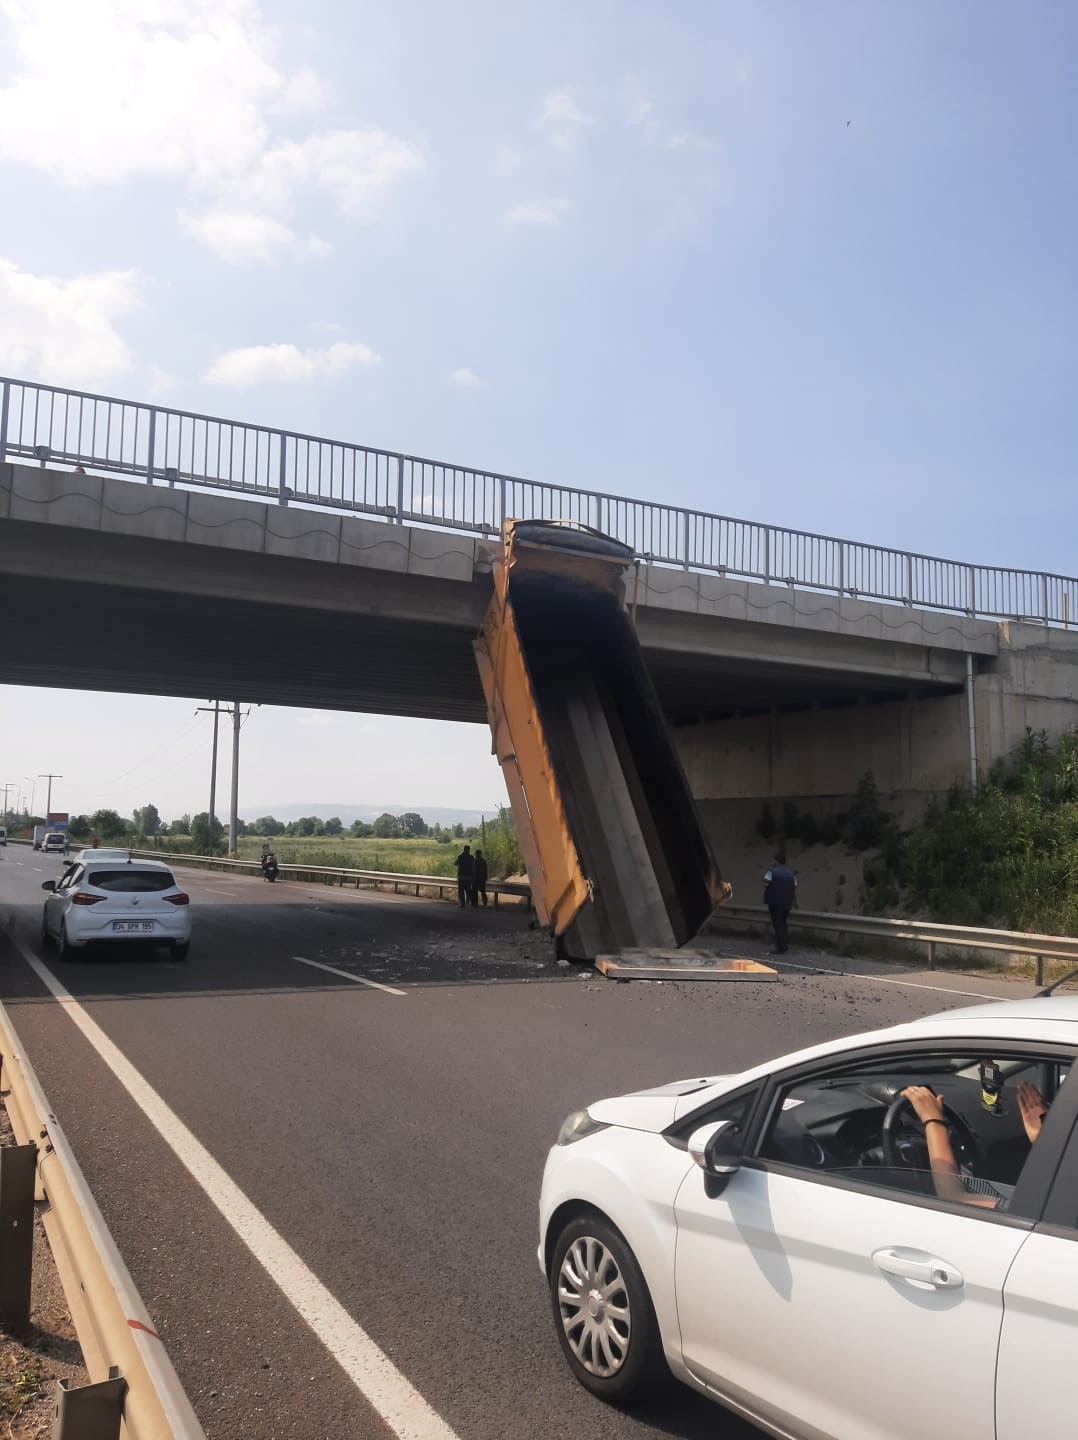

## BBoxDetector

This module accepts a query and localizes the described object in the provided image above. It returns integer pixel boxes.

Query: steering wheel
[881,1093,980,1172]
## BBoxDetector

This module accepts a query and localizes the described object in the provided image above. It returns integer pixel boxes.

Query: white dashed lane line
[292,955,407,997]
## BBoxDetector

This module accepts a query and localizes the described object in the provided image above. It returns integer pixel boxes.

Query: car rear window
[86,869,176,892]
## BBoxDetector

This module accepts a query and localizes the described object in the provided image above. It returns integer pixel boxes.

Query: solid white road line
[772,958,1009,1001]
[204,887,239,896]
[293,955,407,997]
[13,938,459,1440]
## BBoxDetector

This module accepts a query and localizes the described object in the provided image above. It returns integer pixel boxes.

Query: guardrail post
[498,474,506,531]
[395,454,405,523]
[53,1367,127,1440]
[144,408,156,485]
[277,433,289,506]
[0,378,10,463]
[927,941,935,970]
[0,1140,37,1326]
[1035,954,1044,988]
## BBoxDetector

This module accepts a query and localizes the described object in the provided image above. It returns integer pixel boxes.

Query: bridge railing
[3,374,1076,625]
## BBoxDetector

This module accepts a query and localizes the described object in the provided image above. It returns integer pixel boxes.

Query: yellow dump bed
[474,520,727,961]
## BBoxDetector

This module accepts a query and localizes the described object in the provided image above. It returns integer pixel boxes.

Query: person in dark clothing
[472,850,489,907]
[455,845,475,907]
[763,850,797,954]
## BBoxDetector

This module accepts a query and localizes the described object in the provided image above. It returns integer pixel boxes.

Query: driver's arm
[901,1085,998,1209]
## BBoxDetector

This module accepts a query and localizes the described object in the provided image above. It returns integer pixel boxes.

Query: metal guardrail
[0,998,206,1439]
[2,374,1075,625]
[710,903,1078,986]
[130,850,533,906]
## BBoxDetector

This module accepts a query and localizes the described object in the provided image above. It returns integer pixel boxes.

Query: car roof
[81,858,175,874]
[916,995,1078,1025]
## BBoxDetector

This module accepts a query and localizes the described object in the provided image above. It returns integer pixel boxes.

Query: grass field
[234,834,461,876]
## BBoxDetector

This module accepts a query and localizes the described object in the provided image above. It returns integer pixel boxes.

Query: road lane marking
[769,958,1008,1001]
[204,887,239,896]
[293,955,406,997]
[13,938,459,1440]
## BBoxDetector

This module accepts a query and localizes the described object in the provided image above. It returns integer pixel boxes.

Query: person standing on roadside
[763,849,797,954]
[455,844,475,908]
[472,849,489,907]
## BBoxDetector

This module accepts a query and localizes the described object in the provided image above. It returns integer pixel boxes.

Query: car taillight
[71,892,105,906]
[165,892,190,906]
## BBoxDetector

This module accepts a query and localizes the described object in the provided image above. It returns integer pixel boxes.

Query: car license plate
[112,921,154,934]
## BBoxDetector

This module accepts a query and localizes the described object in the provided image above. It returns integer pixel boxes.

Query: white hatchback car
[41,858,191,959]
[539,997,1078,1439]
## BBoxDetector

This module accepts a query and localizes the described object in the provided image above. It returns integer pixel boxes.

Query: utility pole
[39,773,62,819]
[228,700,243,856]
[196,702,222,826]
[1,783,14,823]
[24,777,37,818]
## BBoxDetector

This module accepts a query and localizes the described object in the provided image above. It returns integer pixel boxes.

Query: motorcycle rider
[260,847,280,882]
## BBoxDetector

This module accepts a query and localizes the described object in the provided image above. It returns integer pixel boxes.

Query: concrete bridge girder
[5,462,1076,818]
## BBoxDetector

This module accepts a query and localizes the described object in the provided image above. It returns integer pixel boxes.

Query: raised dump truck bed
[474,520,728,961]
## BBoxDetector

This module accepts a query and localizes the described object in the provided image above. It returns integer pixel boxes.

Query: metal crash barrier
[711,904,1078,986]
[0,999,206,1440]
[127,850,533,907]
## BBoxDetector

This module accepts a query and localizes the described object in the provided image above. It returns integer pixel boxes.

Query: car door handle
[872,1247,964,1290]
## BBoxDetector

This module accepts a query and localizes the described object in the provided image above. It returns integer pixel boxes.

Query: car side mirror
[688,1119,744,1182]
[41,880,56,892]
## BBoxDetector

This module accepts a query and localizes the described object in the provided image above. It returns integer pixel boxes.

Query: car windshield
[85,869,176,892]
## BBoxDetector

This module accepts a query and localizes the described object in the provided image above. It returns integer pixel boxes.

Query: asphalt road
[0,847,1044,1440]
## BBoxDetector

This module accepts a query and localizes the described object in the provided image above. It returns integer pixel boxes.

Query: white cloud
[505,199,568,226]
[0,256,144,387]
[205,341,381,386]
[538,89,596,149]
[146,363,177,397]
[449,368,483,387]
[178,209,330,264]
[0,0,423,263]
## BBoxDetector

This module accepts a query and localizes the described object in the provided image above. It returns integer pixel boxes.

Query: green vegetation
[897,730,1078,933]
[145,804,524,879]
[757,734,1078,934]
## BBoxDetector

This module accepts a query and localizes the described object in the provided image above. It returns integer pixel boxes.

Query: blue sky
[2,1,1076,821]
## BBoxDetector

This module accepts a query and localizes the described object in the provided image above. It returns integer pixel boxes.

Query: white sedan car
[41,858,191,959]
[539,997,1078,1439]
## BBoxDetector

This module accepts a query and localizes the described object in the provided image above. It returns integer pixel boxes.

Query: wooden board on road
[594,949,779,981]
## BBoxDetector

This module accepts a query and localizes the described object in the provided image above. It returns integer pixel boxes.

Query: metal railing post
[966,565,976,616]
[498,474,506,531]
[395,454,405,523]
[904,552,912,605]
[836,541,845,596]
[144,408,156,485]
[0,378,9,463]
[763,530,771,584]
[1041,573,1049,625]
[681,511,690,569]
[277,433,288,506]
[0,1141,37,1326]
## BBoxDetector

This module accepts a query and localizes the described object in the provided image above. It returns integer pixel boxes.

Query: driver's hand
[901,1085,947,1125]
[1017,1081,1047,1144]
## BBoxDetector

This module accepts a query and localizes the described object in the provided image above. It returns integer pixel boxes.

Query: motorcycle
[261,854,280,883]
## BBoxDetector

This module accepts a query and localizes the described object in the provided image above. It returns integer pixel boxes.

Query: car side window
[756,1048,1073,1220]
[57,864,83,891]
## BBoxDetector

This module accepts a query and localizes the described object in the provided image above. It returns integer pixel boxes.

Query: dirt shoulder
[0,1104,87,1438]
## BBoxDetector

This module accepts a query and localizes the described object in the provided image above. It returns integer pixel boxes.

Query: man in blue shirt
[763,850,797,954]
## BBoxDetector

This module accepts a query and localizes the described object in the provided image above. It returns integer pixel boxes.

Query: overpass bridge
[3,375,1077,830]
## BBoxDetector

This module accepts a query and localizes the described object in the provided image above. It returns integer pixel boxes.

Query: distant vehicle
[32,825,46,850]
[41,831,67,854]
[41,859,191,960]
[0,826,7,846]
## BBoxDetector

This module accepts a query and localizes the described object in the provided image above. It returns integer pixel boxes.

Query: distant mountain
[240,802,498,828]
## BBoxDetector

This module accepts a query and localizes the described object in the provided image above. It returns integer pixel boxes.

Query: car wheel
[172,941,190,960]
[549,1213,667,1404]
